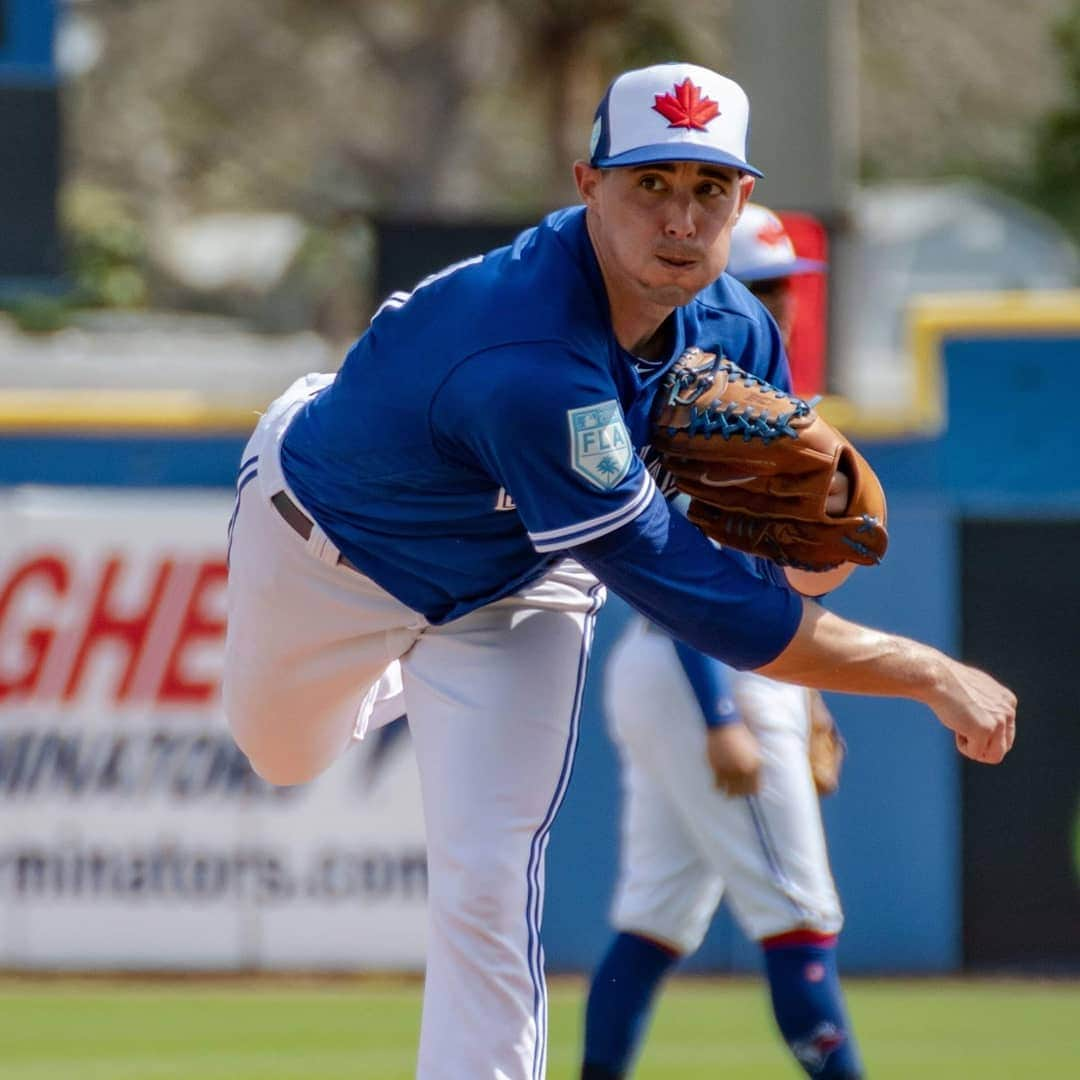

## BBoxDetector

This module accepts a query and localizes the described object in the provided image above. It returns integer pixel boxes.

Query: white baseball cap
[589,62,762,177]
[727,203,827,282]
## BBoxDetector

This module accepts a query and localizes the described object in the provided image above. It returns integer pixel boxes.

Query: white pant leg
[607,622,842,950]
[223,376,426,785]
[405,561,604,1080]
[612,736,724,954]
[607,623,725,953]
[726,670,843,940]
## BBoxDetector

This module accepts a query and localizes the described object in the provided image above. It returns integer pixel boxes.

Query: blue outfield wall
[1,316,1077,973]
[0,0,58,85]
[0,434,245,487]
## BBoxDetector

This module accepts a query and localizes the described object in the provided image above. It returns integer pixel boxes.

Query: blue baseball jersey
[281,206,796,657]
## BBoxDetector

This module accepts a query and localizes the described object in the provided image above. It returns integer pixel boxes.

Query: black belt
[271,491,359,571]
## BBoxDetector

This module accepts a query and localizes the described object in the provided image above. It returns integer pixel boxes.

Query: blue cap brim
[591,142,764,178]
[734,257,826,282]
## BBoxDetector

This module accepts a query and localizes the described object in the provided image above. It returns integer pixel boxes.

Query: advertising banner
[0,488,427,970]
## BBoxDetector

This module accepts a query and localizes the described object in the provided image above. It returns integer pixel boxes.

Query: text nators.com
[0,843,428,903]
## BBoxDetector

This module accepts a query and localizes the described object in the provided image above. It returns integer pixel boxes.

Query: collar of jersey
[619,320,686,388]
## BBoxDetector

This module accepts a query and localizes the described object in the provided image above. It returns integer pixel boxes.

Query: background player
[580,208,866,1080]
[726,201,826,350]
[724,201,846,797]
[223,64,1015,1080]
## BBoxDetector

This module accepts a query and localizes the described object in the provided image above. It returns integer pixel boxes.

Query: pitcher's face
[576,160,754,308]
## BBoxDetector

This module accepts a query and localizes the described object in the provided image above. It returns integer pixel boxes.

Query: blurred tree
[65,0,727,221]
[62,0,730,330]
[1030,5,1080,239]
[63,183,148,308]
[493,0,701,203]
[858,0,1073,183]
[60,0,1076,329]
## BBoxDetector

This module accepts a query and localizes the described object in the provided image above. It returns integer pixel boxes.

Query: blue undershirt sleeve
[572,488,802,671]
[671,639,741,728]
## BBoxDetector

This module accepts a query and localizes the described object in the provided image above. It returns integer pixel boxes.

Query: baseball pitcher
[223,64,1015,1080]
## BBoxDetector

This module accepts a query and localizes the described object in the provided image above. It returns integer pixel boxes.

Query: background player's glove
[651,349,888,571]
[807,690,845,797]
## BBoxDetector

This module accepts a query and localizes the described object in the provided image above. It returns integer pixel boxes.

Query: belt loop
[307,521,342,566]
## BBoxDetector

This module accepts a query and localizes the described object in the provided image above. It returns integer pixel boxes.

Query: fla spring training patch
[568,400,632,491]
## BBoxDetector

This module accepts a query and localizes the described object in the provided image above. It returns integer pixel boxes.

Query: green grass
[2,975,1078,1078]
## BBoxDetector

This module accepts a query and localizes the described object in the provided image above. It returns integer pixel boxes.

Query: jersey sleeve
[573,486,803,671]
[432,344,655,552]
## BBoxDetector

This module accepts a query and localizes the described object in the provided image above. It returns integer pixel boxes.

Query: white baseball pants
[223,375,605,1079]
[606,618,843,953]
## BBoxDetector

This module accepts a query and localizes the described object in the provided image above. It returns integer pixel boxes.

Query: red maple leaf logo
[756,220,788,248]
[653,78,720,130]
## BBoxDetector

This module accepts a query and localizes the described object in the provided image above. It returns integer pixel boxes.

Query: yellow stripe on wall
[906,289,1080,437]
[0,390,263,433]
[820,289,1080,439]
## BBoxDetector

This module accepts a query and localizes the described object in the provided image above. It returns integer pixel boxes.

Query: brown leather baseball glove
[652,348,888,570]
[807,690,845,797]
